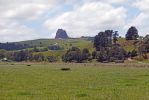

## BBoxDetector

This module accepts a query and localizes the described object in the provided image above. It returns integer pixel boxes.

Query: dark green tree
[47,56,57,62]
[126,26,139,40]
[94,30,113,51]
[96,50,109,62]
[92,51,96,59]
[138,44,148,59]
[113,31,119,44]
[82,48,91,62]
[62,47,82,63]
[33,53,45,62]
[13,50,29,61]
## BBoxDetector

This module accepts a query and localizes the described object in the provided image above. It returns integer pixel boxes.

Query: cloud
[44,2,127,38]
[134,0,149,12]
[0,19,39,42]
[84,0,126,4]
[0,0,61,20]
[0,0,148,42]
[125,0,149,36]
[0,0,62,42]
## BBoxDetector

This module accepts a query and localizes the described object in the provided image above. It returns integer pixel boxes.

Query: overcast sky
[0,0,149,42]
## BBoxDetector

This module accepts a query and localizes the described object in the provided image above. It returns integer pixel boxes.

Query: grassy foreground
[0,63,149,100]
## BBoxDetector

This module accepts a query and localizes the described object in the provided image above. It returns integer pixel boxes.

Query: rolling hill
[0,37,138,61]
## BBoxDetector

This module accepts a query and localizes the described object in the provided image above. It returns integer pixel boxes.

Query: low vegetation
[0,63,148,100]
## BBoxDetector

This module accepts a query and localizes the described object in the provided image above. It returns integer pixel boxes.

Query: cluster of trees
[0,43,49,52]
[0,43,31,50]
[135,35,149,60]
[93,46,126,62]
[125,26,149,60]
[0,50,57,62]
[62,47,91,63]
[62,45,126,63]
[93,26,149,62]
[62,26,148,63]
[93,30,126,62]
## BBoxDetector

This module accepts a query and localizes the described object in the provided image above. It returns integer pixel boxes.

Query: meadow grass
[0,63,149,100]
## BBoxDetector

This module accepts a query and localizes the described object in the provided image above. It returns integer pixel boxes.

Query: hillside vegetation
[0,37,138,62]
[1,38,135,51]
[0,27,148,63]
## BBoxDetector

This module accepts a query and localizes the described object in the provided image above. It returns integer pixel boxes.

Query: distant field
[17,38,93,50]
[0,63,149,100]
[16,38,134,52]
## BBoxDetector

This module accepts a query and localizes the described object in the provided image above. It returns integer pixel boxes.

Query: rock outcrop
[55,29,69,39]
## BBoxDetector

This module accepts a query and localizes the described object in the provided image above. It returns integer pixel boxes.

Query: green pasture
[0,63,148,100]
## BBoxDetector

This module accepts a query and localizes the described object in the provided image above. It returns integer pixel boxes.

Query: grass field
[0,63,149,100]
[17,38,93,51]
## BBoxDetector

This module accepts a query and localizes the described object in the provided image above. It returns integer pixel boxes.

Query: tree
[126,26,139,40]
[47,56,57,62]
[95,45,126,62]
[62,47,82,63]
[143,35,149,52]
[13,50,29,62]
[113,31,119,44]
[33,53,45,62]
[94,30,126,63]
[92,51,96,59]
[82,48,91,62]
[108,45,126,61]
[94,30,113,51]
[96,49,109,62]
[138,44,148,59]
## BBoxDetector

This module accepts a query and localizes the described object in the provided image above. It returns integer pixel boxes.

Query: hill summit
[55,29,69,39]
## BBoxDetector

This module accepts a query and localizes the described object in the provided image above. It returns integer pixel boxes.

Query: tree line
[62,26,149,63]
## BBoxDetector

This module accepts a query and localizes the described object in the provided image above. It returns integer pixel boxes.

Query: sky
[0,0,149,42]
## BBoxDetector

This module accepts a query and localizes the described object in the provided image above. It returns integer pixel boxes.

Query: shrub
[47,56,57,62]
[131,49,138,57]
[61,68,71,71]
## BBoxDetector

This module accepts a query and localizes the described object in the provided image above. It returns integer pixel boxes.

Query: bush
[92,51,96,59]
[47,56,57,62]
[134,56,144,61]
[82,48,91,62]
[61,68,71,71]
[131,49,138,57]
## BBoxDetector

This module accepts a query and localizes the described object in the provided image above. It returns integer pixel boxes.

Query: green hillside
[10,38,94,59]
[3,37,136,57]
[15,38,136,52]
[0,37,138,62]
[118,38,136,51]
[16,38,135,51]
[16,38,93,51]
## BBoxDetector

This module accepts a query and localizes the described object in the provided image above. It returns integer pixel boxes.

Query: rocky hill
[55,29,69,39]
